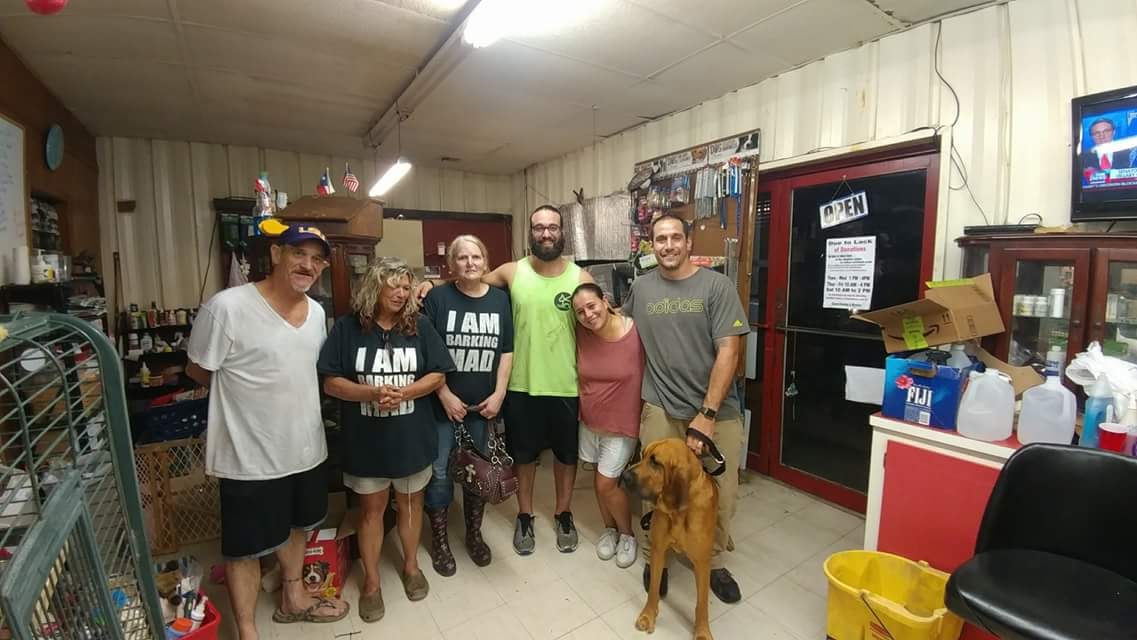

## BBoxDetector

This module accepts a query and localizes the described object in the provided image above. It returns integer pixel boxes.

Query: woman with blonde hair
[420,235,513,576]
[318,257,455,623]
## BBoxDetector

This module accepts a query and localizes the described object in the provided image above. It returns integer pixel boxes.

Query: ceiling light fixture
[369,103,413,198]
[462,0,602,49]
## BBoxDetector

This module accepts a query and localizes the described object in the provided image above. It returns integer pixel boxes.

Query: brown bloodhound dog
[622,438,719,640]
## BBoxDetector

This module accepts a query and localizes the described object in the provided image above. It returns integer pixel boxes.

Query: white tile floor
[199,453,864,640]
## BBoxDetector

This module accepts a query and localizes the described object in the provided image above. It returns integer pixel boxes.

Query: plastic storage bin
[180,599,221,640]
[136,397,209,443]
[824,550,963,640]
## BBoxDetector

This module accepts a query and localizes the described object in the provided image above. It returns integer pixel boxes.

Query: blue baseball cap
[277,224,330,257]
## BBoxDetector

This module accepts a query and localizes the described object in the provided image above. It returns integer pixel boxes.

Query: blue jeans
[425,417,488,510]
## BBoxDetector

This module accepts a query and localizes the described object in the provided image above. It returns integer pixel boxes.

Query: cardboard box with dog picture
[302,492,356,599]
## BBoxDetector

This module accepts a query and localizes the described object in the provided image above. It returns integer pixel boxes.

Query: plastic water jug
[956,369,1014,442]
[947,343,972,369]
[1018,371,1077,445]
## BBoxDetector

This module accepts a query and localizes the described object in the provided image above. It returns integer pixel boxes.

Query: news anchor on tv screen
[1080,117,1134,173]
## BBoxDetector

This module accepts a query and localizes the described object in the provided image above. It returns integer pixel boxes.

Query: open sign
[819,191,869,229]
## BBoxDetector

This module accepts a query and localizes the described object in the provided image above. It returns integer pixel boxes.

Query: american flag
[342,163,360,193]
[317,167,336,196]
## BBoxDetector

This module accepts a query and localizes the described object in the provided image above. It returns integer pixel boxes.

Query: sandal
[358,590,385,623]
[272,597,349,624]
[402,570,430,601]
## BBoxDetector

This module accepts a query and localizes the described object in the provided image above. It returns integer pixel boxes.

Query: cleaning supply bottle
[1080,374,1112,448]
[1018,369,1077,445]
[140,363,151,387]
[948,343,972,369]
[957,369,1015,441]
[189,596,208,631]
[1124,394,1137,456]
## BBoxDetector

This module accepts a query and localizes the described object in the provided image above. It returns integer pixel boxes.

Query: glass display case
[958,233,1137,372]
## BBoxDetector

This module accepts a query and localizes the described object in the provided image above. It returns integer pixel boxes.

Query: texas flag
[317,167,336,196]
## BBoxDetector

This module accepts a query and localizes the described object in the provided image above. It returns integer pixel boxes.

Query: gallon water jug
[1018,371,1077,445]
[956,369,1014,442]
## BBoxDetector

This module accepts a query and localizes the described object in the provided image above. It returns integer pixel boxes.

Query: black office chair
[945,443,1137,639]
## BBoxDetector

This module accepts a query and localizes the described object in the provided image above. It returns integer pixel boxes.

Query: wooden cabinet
[958,233,1137,371]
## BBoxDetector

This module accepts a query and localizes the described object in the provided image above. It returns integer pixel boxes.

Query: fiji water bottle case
[882,355,971,429]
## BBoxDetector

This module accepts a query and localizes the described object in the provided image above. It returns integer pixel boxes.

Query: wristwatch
[698,406,718,420]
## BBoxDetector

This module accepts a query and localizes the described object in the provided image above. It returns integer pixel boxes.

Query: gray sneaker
[513,514,535,556]
[554,512,579,553]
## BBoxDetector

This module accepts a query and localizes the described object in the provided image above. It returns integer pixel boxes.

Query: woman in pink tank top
[572,283,645,569]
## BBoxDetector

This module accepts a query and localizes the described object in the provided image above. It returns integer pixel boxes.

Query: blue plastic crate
[136,397,208,444]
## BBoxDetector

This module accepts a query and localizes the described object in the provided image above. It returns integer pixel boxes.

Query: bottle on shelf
[1080,374,1113,449]
[140,363,151,387]
[957,369,1015,442]
[1018,369,1077,445]
[146,302,159,328]
[139,333,153,353]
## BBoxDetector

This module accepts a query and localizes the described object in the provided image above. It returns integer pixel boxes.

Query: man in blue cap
[187,224,348,639]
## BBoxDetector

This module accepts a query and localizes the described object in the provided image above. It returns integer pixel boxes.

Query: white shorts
[578,424,638,479]
[343,466,432,495]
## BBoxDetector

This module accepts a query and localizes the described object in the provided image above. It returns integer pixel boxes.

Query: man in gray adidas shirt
[621,213,749,605]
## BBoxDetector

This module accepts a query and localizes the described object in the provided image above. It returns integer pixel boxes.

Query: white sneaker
[596,528,618,561]
[615,534,637,569]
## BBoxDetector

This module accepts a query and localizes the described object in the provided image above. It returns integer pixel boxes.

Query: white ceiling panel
[876,0,1001,24]
[652,42,787,106]
[177,0,445,70]
[626,0,801,39]
[506,0,714,77]
[183,25,411,102]
[0,14,180,62]
[454,40,637,106]
[730,0,897,67]
[0,0,169,19]
[195,69,377,135]
[0,0,997,175]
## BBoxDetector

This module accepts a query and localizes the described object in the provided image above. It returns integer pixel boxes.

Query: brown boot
[426,506,456,577]
[463,490,492,567]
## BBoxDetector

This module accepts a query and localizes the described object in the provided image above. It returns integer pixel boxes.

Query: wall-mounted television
[1071,85,1137,221]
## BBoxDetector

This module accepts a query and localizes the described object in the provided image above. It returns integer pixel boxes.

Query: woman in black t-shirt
[420,235,514,577]
[318,257,454,623]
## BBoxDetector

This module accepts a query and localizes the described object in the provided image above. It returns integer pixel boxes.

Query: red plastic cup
[1098,422,1130,452]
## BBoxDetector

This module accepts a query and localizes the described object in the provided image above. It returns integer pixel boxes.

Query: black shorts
[219,463,327,560]
[503,392,580,465]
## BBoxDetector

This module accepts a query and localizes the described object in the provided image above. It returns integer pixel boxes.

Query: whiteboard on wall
[0,112,28,283]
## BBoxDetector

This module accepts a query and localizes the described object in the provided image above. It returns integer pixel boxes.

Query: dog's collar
[685,428,726,477]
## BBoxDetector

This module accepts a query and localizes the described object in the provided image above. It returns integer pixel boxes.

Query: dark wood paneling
[0,38,99,260]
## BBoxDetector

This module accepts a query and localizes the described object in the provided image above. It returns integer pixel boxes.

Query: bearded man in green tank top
[418,205,593,555]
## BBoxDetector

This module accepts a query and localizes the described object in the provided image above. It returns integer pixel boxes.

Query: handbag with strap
[448,417,518,505]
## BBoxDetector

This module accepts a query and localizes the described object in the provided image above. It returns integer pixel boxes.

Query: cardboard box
[280,196,382,239]
[882,356,971,429]
[853,274,1005,353]
[302,492,355,599]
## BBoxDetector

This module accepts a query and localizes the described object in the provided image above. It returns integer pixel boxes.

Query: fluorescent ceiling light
[369,157,412,198]
[463,0,602,48]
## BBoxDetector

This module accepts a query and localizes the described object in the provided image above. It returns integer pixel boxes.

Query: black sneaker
[642,563,668,597]
[554,511,578,552]
[513,513,535,556]
[710,568,741,603]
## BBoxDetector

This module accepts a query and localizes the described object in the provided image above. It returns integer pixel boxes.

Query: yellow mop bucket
[824,550,963,640]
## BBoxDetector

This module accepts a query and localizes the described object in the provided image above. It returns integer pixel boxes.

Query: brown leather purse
[448,418,518,505]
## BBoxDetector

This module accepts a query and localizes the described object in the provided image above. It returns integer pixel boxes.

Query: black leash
[640,428,727,531]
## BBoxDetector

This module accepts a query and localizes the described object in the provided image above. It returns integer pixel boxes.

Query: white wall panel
[98,138,516,310]
[517,2,1127,279]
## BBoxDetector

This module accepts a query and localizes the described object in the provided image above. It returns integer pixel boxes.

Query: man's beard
[529,234,565,261]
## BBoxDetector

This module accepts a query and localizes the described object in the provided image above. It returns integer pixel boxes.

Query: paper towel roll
[12,246,31,285]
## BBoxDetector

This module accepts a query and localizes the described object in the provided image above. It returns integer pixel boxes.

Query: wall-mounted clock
[45,124,64,171]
